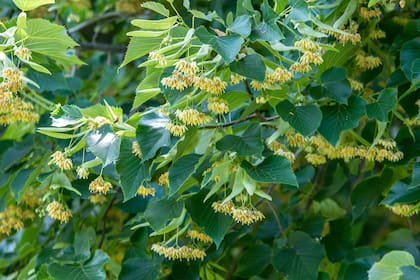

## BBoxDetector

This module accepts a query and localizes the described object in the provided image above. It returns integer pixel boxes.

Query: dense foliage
[0,0,419,279]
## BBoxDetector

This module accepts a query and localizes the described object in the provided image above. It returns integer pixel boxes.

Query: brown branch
[98,193,118,248]
[78,42,126,53]
[68,11,130,34]
[266,200,283,233]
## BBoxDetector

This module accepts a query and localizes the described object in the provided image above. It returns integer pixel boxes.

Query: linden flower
[286,131,307,147]
[76,166,89,179]
[294,38,320,52]
[175,109,211,126]
[0,205,35,235]
[290,62,312,73]
[208,97,229,114]
[14,46,32,60]
[230,73,245,85]
[386,203,420,217]
[158,172,169,187]
[305,153,327,165]
[46,201,72,223]
[355,53,382,71]
[88,116,111,130]
[51,151,73,171]
[148,51,167,65]
[89,176,113,194]
[348,79,363,91]
[300,52,323,65]
[175,59,199,74]
[187,230,212,243]
[359,7,381,20]
[165,122,188,137]
[132,141,142,158]
[232,208,265,225]
[151,244,206,261]
[212,200,234,215]
[272,67,293,83]
[136,185,156,198]
[194,76,227,95]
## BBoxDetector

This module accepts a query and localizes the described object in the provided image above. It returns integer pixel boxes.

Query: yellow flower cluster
[250,67,293,90]
[22,187,44,208]
[87,116,111,130]
[51,151,73,171]
[212,200,265,225]
[305,153,327,165]
[165,122,188,137]
[149,51,167,65]
[208,97,229,114]
[175,59,199,74]
[2,68,23,92]
[359,7,381,20]
[286,130,307,147]
[348,78,364,91]
[14,46,32,60]
[255,94,270,104]
[370,29,386,40]
[323,22,361,45]
[355,52,382,71]
[89,194,107,204]
[46,201,72,223]
[132,141,142,158]
[289,62,312,73]
[136,185,156,198]
[175,109,211,125]
[76,166,89,179]
[89,176,113,194]
[187,230,212,243]
[158,171,169,186]
[290,39,323,73]
[386,203,420,217]
[230,73,245,85]
[267,141,296,163]
[295,39,320,52]
[151,244,206,261]
[0,204,35,235]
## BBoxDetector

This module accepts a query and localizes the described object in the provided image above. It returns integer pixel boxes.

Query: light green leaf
[368,0,381,7]
[131,16,178,30]
[121,36,164,67]
[86,125,121,167]
[24,19,83,66]
[20,58,51,74]
[141,1,170,17]
[13,0,54,11]
[126,30,168,37]
[368,251,416,280]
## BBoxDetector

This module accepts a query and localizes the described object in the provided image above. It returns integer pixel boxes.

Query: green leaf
[368,0,381,7]
[189,10,212,21]
[400,266,420,280]
[121,36,164,67]
[322,218,353,262]
[320,67,352,104]
[137,112,171,160]
[51,105,83,127]
[230,54,266,82]
[312,199,346,220]
[13,0,54,11]
[318,95,366,145]
[133,68,163,109]
[141,1,170,17]
[86,125,121,167]
[251,0,284,41]
[216,123,264,156]
[185,190,232,248]
[20,58,51,74]
[73,228,96,262]
[144,197,184,231]
[276,100,322,136]
[195,26,244,63]
[120,258,161,280]
[241,155,298,186]
[131,16,178,30]
[400,38,420,83]
[273,231,325,280]
[24,19,83,66]
[235,244,272,277]
[116,139,150,202]
[11,168,33,201]
[366,88,398,122]
[47,250,109,280]
[368,251,416,280]
[228,15,252,37]
[412,162,420,186]
[126,30,169,37]
[169,154,201,195]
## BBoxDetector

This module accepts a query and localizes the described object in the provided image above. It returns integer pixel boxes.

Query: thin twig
[98,193,118,248]
[68,11,128,34]
[266,200,283,233]
[78,42,127,53]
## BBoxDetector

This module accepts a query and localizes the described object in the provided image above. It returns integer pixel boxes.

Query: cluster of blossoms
[131,141,142,158]
[323,21,361,45]
[267,141,296,163]
[0,67,39,125]
[348,78,364,91]
[158,172,169,187]
[151,244,206,261]
[283,131,404,164]
[87,116,111,130]
[46,201,72,223]
[165,108,212,136]
[212,200,265,225]
[0,204,35,235]
[289,39,324,73]
[187,230,212,243]
[51,151,73,171]
[136,185,156,198]
[359,7,381,20]
[14,46,32,61]
[385,203,420,217]
[89,176,113,194]
[355,51,382,71]
[250,67,293,91]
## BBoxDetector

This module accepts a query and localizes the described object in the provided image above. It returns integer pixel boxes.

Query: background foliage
[0,0,419,279]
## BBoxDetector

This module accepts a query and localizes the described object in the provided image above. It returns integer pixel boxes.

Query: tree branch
[68,11,129,34]
[78,42,126,53]
[98,193,118,248]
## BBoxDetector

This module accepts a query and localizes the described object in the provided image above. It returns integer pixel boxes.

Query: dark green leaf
[319,95,366,145]
[195,26,244,63]
[230,54,266,82]
[235,244,272,277]
[241,155,298,186]
[320,67,352,104]
[11,169,33,201]
[144,197,184,231]
[276,100,322,136]
[273,231,325,280]
[73,228,96,262]
[216,123,264,156]
[228,15,252,37]
[137,112,171,160]
[117,139,150,202]
[322,218,353,262]
[400,38,420,82]
[120,257,161,280]
[86,125,121,167]
[185,190,232,248]
[366,88,398,122]
[169,154,201,195]
[251,0,284,41]
[400,265,420,280]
